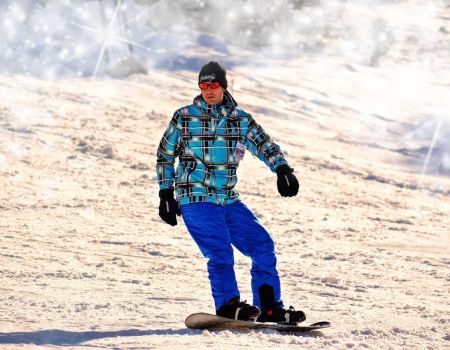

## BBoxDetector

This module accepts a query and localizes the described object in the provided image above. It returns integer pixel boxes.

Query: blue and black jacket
[156,91,288,205]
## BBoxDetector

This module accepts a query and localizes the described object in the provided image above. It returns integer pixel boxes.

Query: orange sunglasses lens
[199,82,221,90]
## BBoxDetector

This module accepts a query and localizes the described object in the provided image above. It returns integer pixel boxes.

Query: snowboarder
[156,61,305,324]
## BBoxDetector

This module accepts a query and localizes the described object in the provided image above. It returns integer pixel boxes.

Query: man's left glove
[276,164,299,197]
[159,188,181,226]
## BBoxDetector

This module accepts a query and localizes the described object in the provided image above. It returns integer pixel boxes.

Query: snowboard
[185,312,330,333]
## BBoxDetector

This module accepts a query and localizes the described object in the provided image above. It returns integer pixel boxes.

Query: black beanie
[198,61,227,89]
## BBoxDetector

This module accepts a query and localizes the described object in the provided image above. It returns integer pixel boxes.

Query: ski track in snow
[1,17,450,350]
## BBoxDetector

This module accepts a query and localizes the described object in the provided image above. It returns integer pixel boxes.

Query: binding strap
[235,307,241,320]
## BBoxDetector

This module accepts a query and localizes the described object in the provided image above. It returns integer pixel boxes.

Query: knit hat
[198,61,227,89]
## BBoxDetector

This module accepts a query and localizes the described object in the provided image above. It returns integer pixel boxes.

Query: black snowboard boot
[216,296,261,321]
[257,284,306,325]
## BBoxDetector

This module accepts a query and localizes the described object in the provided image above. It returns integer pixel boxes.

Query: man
[156,61,305,324]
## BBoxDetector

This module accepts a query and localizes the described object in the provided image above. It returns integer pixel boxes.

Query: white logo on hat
[200,74,216,82]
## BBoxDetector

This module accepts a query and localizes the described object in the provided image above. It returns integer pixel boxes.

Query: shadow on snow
[0,328,192,346]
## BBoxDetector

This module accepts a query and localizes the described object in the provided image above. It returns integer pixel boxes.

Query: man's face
[199,82,224,105]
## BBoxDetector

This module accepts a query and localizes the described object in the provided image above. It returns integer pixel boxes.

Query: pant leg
[224,201,281,308]
[181,202,239,310]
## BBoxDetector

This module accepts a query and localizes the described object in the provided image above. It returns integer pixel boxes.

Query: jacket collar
[193,90,238,118]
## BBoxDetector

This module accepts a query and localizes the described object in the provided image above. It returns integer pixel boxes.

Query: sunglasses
[199,81,221,90]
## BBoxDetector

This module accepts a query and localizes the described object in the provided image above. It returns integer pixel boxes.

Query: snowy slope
[1,58,449,349]
[1,1,450,349]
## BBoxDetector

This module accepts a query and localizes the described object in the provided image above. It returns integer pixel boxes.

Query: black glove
[159,188,181,226]
[276,164,299,197]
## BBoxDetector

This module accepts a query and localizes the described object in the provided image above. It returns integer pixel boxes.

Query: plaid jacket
[156,91,288,205]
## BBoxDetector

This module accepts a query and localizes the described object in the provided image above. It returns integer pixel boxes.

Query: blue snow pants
[181,201,281,310]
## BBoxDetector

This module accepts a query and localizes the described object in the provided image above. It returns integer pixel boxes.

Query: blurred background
[1,0,448,76]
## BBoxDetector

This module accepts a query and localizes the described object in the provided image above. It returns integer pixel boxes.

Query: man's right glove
[158,188,181,226]
[276,164,299,197]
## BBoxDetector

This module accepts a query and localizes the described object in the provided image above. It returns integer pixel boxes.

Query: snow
[1,0,450,349]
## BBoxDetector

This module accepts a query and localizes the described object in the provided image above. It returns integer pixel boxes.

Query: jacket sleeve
[156,111,182,189]
[244,115,288,172]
